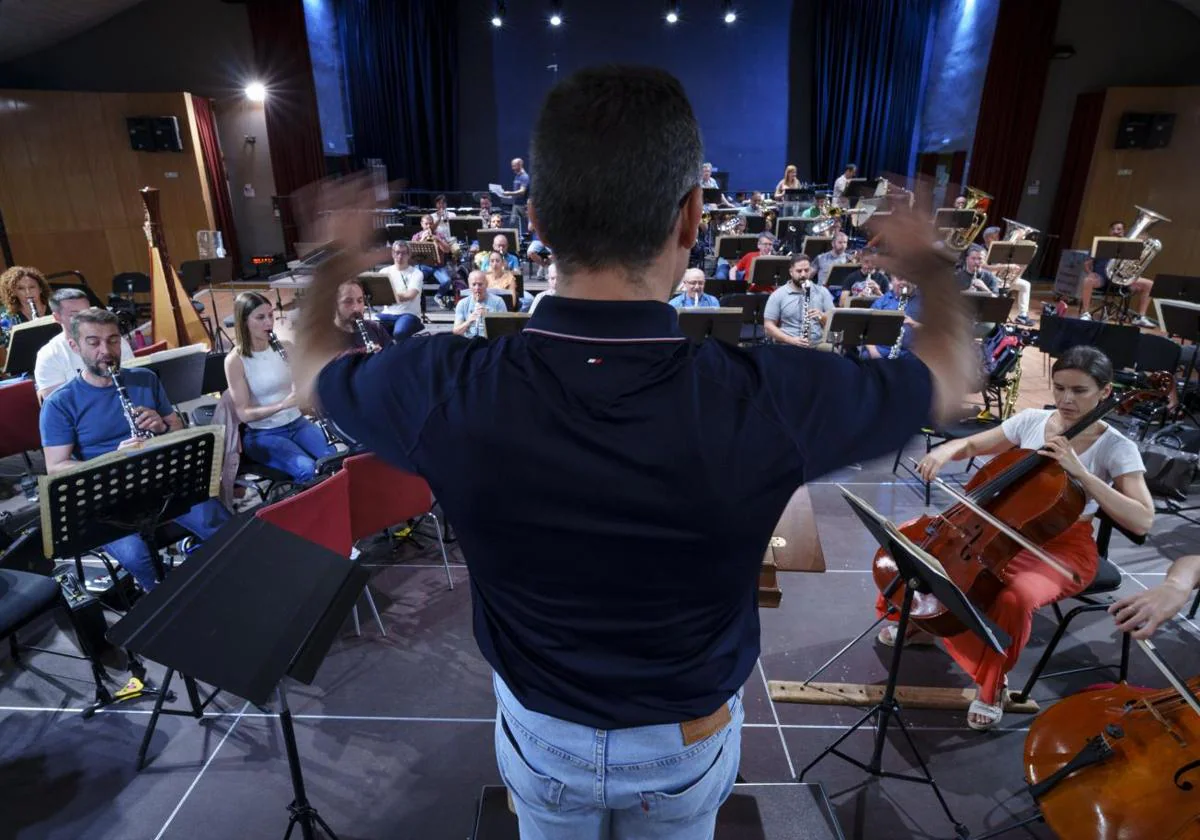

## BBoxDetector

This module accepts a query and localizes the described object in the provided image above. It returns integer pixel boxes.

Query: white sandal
[876,624,936,648]
[967,679,1008,731]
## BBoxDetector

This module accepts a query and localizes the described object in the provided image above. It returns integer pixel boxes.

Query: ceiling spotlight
[666,11,678,23]
[723,1,736,23]
[549,13,562,25]
[665,1,680,23]
[549,1,563,26]
[245,82,266,102]
[491,1,505,27]
[491,15,503,26]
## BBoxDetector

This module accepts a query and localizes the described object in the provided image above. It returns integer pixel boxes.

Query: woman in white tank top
[224,292,335,483]
[877,346,1154,730]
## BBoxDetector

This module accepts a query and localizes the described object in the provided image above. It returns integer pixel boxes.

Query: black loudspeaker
[1147,113,1175,149]
[127,116,154,151]
[1115,112,1151,149]
[152,116,183,152]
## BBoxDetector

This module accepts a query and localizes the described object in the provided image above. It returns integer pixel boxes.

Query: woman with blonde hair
[774,164,803,216]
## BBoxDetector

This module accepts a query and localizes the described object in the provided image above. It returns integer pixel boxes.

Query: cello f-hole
[1173,760,1200,792]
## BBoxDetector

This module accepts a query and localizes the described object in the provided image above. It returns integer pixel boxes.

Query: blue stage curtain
[811,0,935,185]
[335,0,458,189]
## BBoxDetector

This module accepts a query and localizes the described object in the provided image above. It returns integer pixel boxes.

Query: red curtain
[1041,91,1106,277]
[967,0,1062,225]
[190,94,243,275]
[246,0,327,259]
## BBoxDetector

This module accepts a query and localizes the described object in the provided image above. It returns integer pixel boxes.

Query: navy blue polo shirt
[318,295,932,729]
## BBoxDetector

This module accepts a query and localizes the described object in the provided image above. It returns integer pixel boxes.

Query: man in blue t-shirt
[864,276,922,359]
[39,308,230,591]
[669,268,719,309]
[502,157,530,234]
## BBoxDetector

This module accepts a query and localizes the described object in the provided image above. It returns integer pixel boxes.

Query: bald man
[503,157,531,234]
[669,269,719,309]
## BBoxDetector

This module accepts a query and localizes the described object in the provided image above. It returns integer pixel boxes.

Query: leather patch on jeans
[679,703,731,746]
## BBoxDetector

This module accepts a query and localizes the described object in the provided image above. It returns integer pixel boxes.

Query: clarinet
[267,331,340,446]
[108,365,154,441]
[888,290,910,360]
[353,317,380,353]
[799,281,812,344]
[26,296,36,320]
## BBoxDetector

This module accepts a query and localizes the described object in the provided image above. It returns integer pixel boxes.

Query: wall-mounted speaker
[1146,113,1175,149]
[1115,111,1175,150]
[126,115,183,152]
[127,117,154,151]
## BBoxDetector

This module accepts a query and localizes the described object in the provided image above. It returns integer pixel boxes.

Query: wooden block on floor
[768,680,1041,714]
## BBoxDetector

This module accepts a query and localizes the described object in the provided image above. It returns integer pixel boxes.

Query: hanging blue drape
[335,0,458,189]
[811,0,935,185]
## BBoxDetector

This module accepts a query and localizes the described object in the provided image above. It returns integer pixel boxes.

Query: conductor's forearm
[909,252,970,424]
[293,250,370,408]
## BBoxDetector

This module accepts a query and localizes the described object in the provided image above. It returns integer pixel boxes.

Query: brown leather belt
[680,702,732,746]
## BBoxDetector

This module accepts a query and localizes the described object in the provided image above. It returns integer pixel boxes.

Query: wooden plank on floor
[768,680,1041,714]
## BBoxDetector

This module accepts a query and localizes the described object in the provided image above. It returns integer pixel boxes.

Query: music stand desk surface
[484,312,530,339]
[3,316,59,376]
[124,343,210,407]
[962,291,1015,324]
[449,217,484,241]
[803,237,833,260]
[358,271,400,309]
[478,229,519,254]
[748,256,791,289]
[1091,236,1144,262]
[826,309,903,348]
[1151,274,1200,305]
[825,263,858,289]
[716,235,759,262]
[677,308,743,346]
[985,242,1036,269]
[1155,299,1200,344]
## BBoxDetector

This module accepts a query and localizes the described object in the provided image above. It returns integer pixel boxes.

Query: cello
[871,376,1169,636]
[1023,638,1200,839]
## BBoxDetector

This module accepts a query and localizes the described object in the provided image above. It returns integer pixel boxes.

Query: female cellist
[877,345,1155,730]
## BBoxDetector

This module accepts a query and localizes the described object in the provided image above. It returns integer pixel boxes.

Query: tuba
[1106,205,1170,287]
[992,218,1040,289]
[944,186,992,251]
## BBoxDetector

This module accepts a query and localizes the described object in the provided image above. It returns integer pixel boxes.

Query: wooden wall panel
[0,89,213,299]
[1075,87,1200,279]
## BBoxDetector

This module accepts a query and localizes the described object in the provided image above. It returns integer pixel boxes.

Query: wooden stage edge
[769,680,1041,714]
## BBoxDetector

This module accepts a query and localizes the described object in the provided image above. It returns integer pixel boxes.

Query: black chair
[892,416,1001,505]
[128,346,207,415]
[2,569,106,696]
[720,293,768,344]
[1010,514,1143,703]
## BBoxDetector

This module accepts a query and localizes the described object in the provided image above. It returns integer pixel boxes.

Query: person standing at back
[291,66,970,840]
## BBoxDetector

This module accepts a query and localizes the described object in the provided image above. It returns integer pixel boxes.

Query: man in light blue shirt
[454,271,508,338]
[669,269,719,309]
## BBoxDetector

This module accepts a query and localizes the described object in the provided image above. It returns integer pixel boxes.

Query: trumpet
[267,331,341,447]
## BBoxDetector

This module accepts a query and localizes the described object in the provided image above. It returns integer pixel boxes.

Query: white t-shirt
[528,288,556,315]
[382,265,425,318]
[1000,409,1145,515]
[833,174,850,207]
[34,331,134,394]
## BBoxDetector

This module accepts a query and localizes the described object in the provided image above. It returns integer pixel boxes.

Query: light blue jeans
[493,674,743,840]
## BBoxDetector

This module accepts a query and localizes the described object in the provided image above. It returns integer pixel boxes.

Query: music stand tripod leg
[279,684,338,840]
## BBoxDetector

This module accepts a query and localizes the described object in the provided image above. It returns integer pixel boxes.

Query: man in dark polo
[292,67,969,839]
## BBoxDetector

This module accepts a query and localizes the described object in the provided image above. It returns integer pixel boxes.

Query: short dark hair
[1052,345,1113,388]
[789,253,811,267]
[846,163,857,172]
[50,287,88,313]
[1110,220,1124,229]
[435,194,447,204]
[69,306,119,341]
[530,66,702,278]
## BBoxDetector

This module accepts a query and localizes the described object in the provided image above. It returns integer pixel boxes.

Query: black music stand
[775,217,805,254]
[702,188,724,206]
[825,309,902,353]
[483,312,530,338]
[1151,274,1200,305]
[449,217,484,243]
[3,317,59,376]
[743,215,767,235]
[358,272,399,316]
[799,487,1008,839]
[748,256,791,289]
[985,242,1036,276]
[717,235,759,262]
[677,308,742,346]
[1155,299,1200,403]
[802,236,833,261]
[825,263,857,292]
[109,514,369,840]
[934,209,977,232]
[385,222,420,243]
[38,428,225,726]
[963,291,1015,325]
[1091,237,1145,322]
[477,229,519,255]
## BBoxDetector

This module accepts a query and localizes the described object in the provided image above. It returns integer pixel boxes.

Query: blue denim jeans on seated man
[493,674,743,840]
[242,416,336,484]
[103,498,230,592]
[375,312,424,340]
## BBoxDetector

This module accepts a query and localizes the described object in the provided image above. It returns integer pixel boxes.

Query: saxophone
[353,317,380,353]
[108,365,154,441]
[888,289,910,359]
[267,331,340,447]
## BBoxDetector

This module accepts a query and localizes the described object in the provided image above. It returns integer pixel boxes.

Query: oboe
[267,331,340,446]
[352,317,380,353]
[108,364,154,441]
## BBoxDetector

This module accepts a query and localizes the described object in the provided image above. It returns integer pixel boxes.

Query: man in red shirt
[733,234,776,290]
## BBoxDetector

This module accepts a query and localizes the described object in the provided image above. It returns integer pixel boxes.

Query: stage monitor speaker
[1146,113,1175,149]
[1115,112,1151,149]
[152,116,183,152]
[127,117,154,151]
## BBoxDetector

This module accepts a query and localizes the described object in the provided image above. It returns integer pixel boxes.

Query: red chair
[0,380,42,495]
[134,340,168,358]
[343,453,454,590]
[255,471,386,636]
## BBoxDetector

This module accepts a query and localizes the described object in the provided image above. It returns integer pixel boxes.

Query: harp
[141,187,208,348]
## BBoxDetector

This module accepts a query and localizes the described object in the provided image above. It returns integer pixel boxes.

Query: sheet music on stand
[408,240,440,267]
[3,316,59,376]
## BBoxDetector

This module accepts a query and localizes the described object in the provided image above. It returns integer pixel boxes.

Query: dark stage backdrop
[455,0,794,192]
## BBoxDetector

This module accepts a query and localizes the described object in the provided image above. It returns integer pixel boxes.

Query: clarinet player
[39,307,230,592]
[453,271,506,338]
[764,253,834,348]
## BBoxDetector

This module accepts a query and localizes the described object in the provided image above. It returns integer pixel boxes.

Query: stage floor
[2,435,1198,840]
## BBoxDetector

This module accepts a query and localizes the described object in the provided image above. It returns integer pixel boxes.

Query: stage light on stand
[722,1,737,23]
[245,82,267,102]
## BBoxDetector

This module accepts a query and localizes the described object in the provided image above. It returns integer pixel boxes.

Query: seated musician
[411,214,455,300]
[953,195,967,210]
[814,231,851,287]
[732,234,775,285]
[669,268,719,309]
[35,288,134,401]
[432,194,457,238]
[225,292,335,484]
[763,254,834,348]
[1111,554,1200,640]
[0,265,52,343]
[528,263,558,315]
[981,226,1034,326]
[485,252,525,310]
[700,162,734,208]
[527,219,552,278]
[477,194,494,219]
[838,248,890,306]
[799,194,831,221]
[883,345,1154,730]
[862,276,919,359]
[39,307,230,592]
[477,234,521,272]
[453,271,508,338]
[738,191,766,218]
[334,278,393,352]
[1079,220,1156,327]
[379,240,426,338]
[956,245,999,294]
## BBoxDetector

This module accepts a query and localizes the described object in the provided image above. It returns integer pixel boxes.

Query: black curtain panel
[811,0,935,185]
[336,0,459,190]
